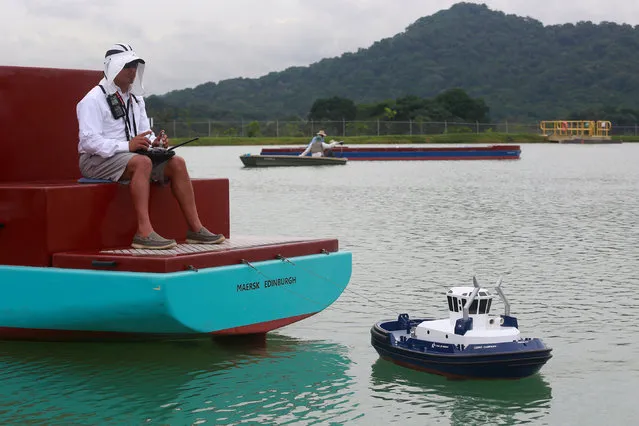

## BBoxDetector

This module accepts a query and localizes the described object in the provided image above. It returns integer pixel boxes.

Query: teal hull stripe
[0,252,352,334]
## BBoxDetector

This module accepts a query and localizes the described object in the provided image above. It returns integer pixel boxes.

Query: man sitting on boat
[76,43,226,250]
[299,130,343,157]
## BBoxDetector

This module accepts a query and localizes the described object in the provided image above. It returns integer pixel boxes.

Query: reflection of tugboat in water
[370,358,552,423]
[371,277,552,379]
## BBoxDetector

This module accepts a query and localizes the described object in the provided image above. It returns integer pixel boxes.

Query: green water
[0,337,355,424]
[2,143,638,424]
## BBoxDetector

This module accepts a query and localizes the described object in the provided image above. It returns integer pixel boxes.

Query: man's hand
[129,130,152,152]
[152,130,169,148]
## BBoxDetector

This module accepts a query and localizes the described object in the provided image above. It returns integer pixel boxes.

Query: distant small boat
[370,276,552,379]
[240,154,348,167]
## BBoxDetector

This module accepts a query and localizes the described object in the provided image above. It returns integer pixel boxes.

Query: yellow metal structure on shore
[540,120,612,143]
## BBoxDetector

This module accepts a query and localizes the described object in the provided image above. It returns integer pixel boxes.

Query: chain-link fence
[150,119,636,139]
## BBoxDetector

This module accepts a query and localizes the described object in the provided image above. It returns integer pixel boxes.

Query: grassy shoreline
[171,133,637,146]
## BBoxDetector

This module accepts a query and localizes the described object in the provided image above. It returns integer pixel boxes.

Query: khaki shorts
[79,152,167,183]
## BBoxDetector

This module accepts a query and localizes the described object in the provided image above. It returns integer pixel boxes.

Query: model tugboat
[370,277,552,379]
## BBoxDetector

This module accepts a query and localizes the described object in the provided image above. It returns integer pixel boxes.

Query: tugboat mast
[493,276,511,316]
[461,276,482,321]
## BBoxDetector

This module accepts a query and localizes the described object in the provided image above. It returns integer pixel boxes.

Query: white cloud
[2,0,636,94]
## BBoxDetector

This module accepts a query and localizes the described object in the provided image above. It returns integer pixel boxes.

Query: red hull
[341,155,519,161]
[0,313,316,342]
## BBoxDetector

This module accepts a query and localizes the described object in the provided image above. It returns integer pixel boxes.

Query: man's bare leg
[120,155,154,237]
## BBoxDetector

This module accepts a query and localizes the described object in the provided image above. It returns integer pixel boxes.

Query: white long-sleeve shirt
[299,137,341,157]
[77,84,156,158]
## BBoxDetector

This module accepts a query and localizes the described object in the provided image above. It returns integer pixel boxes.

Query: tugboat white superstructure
[370,277,552,379]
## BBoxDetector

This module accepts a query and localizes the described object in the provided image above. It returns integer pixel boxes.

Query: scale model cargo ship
[0,65,352,341]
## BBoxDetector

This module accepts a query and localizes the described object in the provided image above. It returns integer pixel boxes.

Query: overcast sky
[3,0,635,95]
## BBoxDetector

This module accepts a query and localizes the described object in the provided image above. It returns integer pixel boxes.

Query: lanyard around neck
[115,92,137,141]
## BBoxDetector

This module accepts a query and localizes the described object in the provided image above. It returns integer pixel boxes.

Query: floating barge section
[0,65,352,341]
[540,120,619,143]
[260,145,521,161]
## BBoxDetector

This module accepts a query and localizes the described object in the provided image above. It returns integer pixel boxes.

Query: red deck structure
[0,66,332,271]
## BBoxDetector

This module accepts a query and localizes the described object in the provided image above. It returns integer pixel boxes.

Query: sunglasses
[123,61,139,69]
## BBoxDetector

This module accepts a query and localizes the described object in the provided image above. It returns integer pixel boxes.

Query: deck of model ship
[52,235,339,273]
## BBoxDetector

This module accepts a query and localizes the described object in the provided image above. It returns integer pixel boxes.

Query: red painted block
[0,179,230,266]
[0,66,101,183]
[0,185,50,266]
[0,67,232,268]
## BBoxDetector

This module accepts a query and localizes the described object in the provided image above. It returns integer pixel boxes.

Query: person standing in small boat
[76,43,226,250]
[299,130,343,157]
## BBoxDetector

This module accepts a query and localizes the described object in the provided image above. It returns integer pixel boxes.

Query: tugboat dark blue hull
[371,320,552,380]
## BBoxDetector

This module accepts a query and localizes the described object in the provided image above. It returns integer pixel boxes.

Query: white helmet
[101,43,146,95]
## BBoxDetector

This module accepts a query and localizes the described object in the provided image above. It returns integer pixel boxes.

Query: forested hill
[146,2,639,122]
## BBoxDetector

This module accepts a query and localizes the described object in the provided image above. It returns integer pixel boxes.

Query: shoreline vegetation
[170,133,637,147]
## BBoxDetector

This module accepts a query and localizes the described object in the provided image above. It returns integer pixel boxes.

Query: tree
[435,88,490,122]
[308,96,357,121]
[383,107,397,120]
[247,121,261,137]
